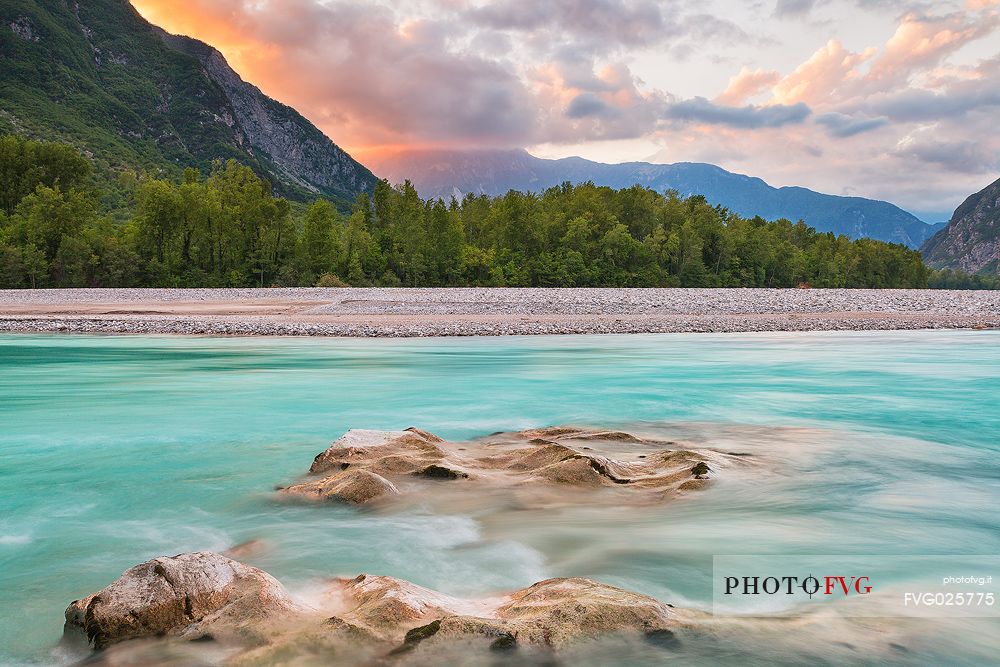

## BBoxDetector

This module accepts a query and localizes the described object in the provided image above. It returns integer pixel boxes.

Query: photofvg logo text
[713,555,1000,618]
[724,574,872,598]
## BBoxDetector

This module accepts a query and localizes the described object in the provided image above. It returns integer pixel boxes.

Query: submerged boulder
[282,428,447,504]
[63,552,296,649]
[281,425,741,507]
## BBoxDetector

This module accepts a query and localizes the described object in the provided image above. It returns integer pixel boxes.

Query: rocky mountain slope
[371,149,941,248]
[0,0,375,203]
[921,176,1000,274]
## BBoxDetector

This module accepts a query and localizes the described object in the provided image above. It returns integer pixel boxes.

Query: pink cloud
[772,40,876,106]
[715,67,781,106]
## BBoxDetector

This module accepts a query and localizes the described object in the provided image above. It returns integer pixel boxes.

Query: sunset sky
[130,0,1000,220]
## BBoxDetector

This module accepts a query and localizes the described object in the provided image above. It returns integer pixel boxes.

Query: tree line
[0,134,983,289]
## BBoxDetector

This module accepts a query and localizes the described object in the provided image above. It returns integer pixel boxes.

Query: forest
[0,135,987,289]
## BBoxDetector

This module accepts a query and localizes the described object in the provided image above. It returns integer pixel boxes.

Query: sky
[129,0,1000,220]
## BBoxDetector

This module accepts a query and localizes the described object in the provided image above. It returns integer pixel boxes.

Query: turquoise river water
[1,331,999,666]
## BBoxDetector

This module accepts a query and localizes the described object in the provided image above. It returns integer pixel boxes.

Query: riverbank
[0,287,997,336]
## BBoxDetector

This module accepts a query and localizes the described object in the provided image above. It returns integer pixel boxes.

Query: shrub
[315,273,348,288]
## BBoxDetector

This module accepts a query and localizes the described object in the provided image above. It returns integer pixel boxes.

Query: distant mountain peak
[369,148,937,248]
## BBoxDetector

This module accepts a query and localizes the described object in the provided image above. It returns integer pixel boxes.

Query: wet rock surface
[66,554,686,664]
[282,468,400,504]
[63,552,296,650]
[334,574,682,655]
[281,426,739,506]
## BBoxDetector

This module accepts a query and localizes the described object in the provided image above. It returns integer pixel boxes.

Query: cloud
[772,11,999,108]
[133,0,537,150]
[772,40,877,106]
[774,0,817,17]
[894,132,1000,173]
[666,98,812,128]
[815,112,890,137]
[865,11,1000,89]
[715,67,781,106]
[462,0,753,59]
[868,86,1000,121]
[466,0,669,50]
[533,62,669,142]
[566,93,618,119]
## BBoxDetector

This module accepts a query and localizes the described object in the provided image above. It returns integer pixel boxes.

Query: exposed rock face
[63,552,296,649]
[281,425,735,506]
[161,33,378,201]
[10,16,39,42]
[922,177,1000,274]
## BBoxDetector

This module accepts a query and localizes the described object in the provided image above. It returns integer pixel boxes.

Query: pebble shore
[0,288,997,336]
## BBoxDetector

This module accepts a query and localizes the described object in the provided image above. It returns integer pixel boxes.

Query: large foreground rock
[64,552,930,666]
[64,552,296,649]
[281,425,741,506]
[65,553,686,663]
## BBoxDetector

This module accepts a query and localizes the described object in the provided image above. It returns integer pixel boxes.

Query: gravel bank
[0,288,997,336]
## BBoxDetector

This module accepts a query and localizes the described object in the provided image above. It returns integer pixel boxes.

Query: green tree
[427,199,464,284]
[135,178,183,265]
[0,245,25,288]
[9,185,97,263]
[0,135,92,216]
[300,199,341,280]
[21,245,48,289]
[51,235,94,287]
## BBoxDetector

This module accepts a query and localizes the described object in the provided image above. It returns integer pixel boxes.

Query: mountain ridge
[370,148,942,248]
[0,0,375,204]
[921,176,1000,274]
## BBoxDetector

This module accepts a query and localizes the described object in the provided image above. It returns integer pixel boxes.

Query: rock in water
[283,469,400,504]
[63,552,295,649]
[308,428,445,475]
[326,574,682,653]
[493,577,679,648]
[282,425,740,506]
[62,553,929,665]
[282,428,444,503]
[64,553,688,663]
[334,574,492,633]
